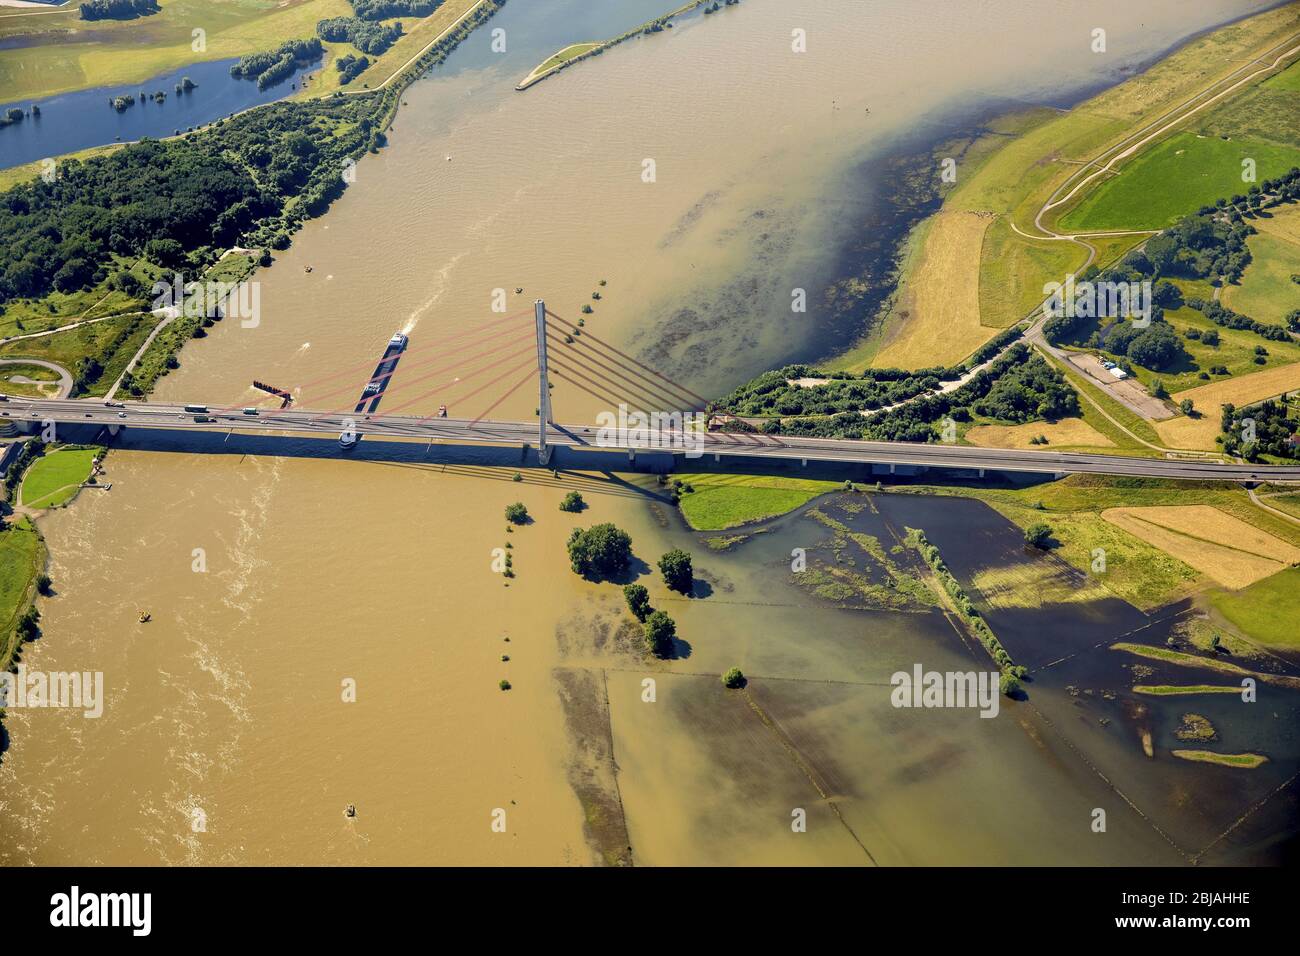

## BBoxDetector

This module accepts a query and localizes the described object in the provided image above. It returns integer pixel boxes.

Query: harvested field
[965,416,1114,449]
[1100,505,1300,589]
[873,210,997,370]
[1154,361,1300,450]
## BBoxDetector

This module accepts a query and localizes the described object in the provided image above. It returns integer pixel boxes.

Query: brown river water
[0,0,1285,865]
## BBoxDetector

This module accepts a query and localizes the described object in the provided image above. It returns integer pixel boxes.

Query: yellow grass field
[1101,505,1300,589]
[965,415,1115,450]
[1154,361,1300,449]
[1253,203,1300,246]
[872,210,996,370]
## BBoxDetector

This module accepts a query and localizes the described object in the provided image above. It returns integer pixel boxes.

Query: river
[0,0,1285,866]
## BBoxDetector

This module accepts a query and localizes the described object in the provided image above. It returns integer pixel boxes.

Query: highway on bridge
[7,395,1300,483]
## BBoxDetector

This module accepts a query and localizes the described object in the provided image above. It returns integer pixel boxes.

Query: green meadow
[20,446,101,509]
[1208,567,1300,649]
[1060,132,1300,232]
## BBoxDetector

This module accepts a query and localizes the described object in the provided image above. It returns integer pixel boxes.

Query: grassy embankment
[673,473,842,530]
[19,445,101,509]
[515,0,717,91]
[872,3,1300,388]
[0,514,45,673]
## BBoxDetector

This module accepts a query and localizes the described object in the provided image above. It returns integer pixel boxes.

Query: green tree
[1024,522,1052,549]
[1179,398,1196,416]
[504,502,528,524]
[999,672,1020,697]
[623,583,651,622]
[567,523,633,579]
[722,667,746,689]
[643,610,675,658]
[658,548,693,593]
[558,491,584,513]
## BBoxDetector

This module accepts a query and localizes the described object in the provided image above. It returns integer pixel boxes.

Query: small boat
[138,611,151,623]
[305,265,313,273]
[344,804,357,818]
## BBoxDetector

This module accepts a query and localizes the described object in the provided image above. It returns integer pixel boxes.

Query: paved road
[0,359,73,398]
[5,396,1299,482]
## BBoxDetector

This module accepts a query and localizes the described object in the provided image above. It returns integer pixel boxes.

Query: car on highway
[362,382,381,396]
[118,412,127,419]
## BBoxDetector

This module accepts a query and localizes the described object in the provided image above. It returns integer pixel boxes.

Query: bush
[623,583,651,622]
[558,491,584,513]
[567,523,633,579]
[658,548,693,594]
[1024,522,1052,549]
[643,610,676,657]
[722,667,746,689]
[36,573,52,595]
[504,502,528,524]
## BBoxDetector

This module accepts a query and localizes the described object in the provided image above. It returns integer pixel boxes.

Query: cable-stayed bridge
[5,301,1299,483]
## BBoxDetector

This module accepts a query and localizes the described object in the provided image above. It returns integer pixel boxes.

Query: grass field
[976,219,1086,330]
[964,414,1115,450]
[1222,205,1300,324]
[0,514,45,669]
[1100,505,1300,589]
[0,0,354,101]
[674,473,840,531]
[872,210,997,369]
[19,446,100,509]
[1262,57,1300,92]
[1153,359,1300,450]
[1058,132,1300,232]
[1207,566,1300,648]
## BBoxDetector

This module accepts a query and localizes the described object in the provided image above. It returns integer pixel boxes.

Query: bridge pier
[535,299,554,467]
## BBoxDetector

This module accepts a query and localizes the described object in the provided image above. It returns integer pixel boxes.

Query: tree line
[79,0,158,21]
[318,17,405,56]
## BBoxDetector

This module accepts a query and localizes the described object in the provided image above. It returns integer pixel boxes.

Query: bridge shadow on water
[89,424,1058,499]
[97,426,681,504]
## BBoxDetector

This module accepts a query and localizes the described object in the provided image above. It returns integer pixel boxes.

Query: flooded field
[1,0,1293,866]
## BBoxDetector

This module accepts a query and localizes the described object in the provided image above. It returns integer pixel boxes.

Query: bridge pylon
[535,298,553,466]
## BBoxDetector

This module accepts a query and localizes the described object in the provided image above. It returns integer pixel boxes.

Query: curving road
[0,359,73,399]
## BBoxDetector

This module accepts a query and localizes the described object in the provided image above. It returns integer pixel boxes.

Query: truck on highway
[184,404,209,414]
